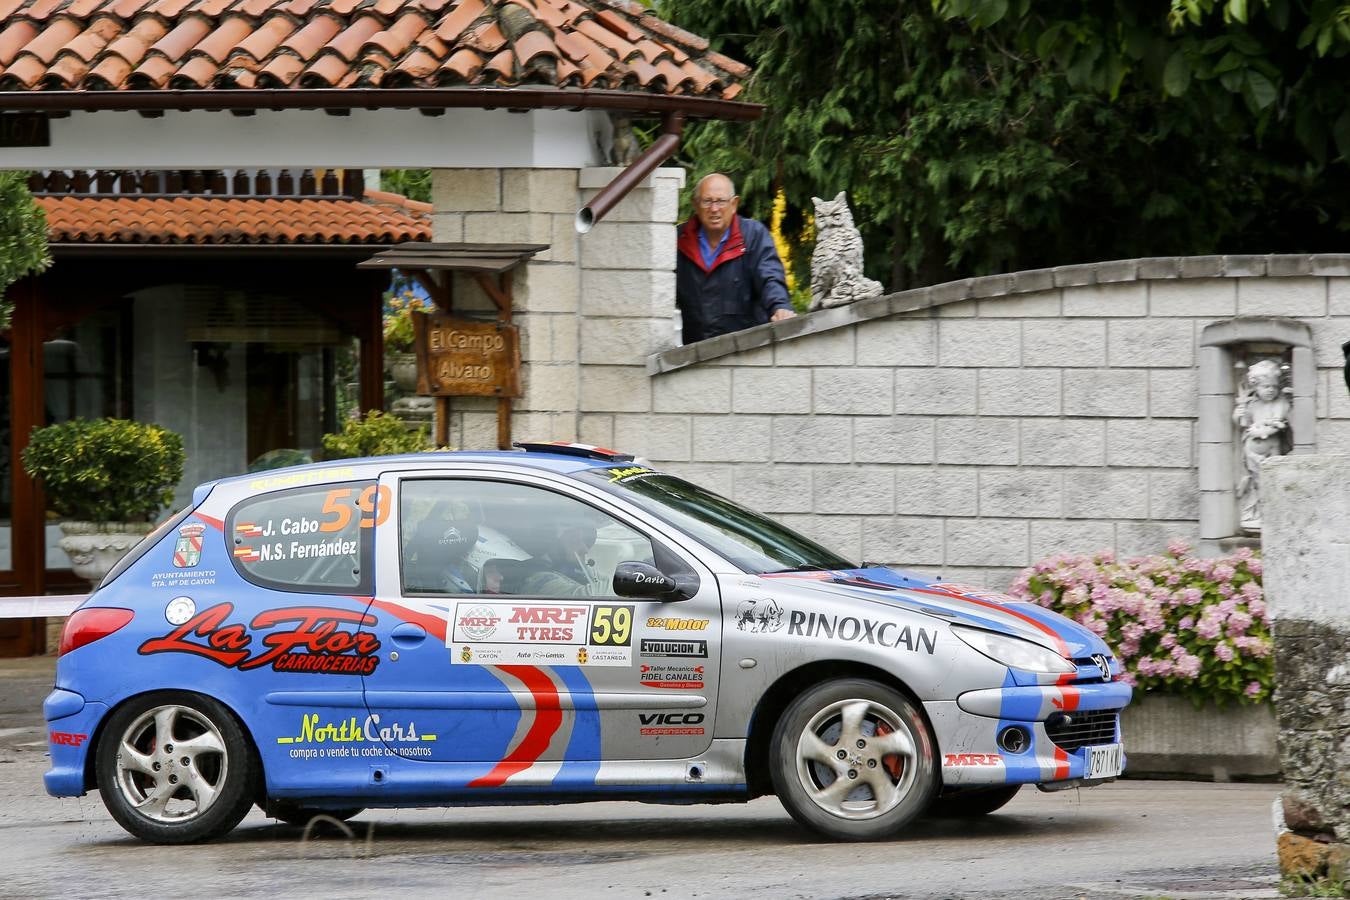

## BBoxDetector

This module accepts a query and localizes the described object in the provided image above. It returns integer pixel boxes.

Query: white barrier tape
[0,596,86,618]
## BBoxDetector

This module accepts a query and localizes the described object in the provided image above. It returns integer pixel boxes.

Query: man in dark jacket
[675,173,796,344]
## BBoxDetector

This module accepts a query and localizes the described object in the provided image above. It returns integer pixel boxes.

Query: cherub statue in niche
[1232,358,1293,530]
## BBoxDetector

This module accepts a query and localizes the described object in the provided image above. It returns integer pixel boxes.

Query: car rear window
[226,481,385,595]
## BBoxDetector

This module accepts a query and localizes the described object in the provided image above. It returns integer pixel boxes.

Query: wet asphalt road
[0,656,1283,900]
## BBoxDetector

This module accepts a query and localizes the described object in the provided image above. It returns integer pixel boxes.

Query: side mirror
[612,561,698,601]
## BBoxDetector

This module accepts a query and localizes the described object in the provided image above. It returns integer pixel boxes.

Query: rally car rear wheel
[770,678,937,841]
[96,692,257,844]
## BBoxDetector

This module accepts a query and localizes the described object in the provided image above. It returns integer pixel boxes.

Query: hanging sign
[0,113,49,148]
[411,311,521,398]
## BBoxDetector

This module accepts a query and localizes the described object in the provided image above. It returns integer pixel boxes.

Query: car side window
[226,481,385,595]
[400,479,655,598]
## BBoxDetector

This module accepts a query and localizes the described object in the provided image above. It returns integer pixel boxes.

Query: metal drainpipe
[575,111,684,234]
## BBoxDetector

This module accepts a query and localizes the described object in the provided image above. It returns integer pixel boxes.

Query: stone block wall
[634,259,1350,588]
[1263,454,1350,893]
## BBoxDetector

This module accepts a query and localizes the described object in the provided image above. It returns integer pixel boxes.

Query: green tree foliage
[661,0,1350,291]
[0,172,50,325]
[381,169,432,203]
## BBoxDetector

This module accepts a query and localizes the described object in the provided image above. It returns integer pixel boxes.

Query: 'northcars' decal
[138,602,381,674]
[276,713,437,759]
[786,610,938,654]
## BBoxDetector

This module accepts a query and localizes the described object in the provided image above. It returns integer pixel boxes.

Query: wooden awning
[357,242,549,274]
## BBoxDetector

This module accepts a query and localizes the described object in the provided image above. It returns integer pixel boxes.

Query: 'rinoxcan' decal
[786,610,937,654]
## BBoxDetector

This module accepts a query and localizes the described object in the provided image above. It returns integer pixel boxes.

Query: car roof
[195,449,623,499]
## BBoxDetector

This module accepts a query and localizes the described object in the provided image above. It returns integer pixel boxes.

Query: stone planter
[1121,693,1280,781]
[387,352,418,393]
[57,521,157,585]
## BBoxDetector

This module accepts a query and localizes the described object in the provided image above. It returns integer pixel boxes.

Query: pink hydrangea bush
[1008,539,1272,706]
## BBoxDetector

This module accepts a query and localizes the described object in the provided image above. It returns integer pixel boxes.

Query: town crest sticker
[173,522,206,568]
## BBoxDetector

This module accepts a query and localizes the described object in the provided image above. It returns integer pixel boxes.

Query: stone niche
[1198,318,1315,557]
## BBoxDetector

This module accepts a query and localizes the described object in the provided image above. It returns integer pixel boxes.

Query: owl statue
[809,191,883,310]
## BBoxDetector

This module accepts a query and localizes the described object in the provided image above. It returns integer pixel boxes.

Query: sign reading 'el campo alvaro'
[411,312,521,398]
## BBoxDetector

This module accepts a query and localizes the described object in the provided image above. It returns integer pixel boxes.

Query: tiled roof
[38,189,432,244]
[0,0,747,101]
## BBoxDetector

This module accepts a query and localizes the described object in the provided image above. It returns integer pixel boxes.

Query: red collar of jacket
[678,215,746,274]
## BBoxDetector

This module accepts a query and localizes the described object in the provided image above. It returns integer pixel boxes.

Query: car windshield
[575,467,855,574]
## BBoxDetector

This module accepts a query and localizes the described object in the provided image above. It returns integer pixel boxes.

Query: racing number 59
[319,486,391,532]
[589,606,634,647]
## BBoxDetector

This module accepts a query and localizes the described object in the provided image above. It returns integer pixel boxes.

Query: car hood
[754,567,1112,660]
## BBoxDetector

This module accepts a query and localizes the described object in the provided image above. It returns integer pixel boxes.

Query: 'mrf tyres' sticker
[450,601,633,667]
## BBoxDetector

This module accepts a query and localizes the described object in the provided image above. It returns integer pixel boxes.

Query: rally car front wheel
[96,692,257,844]
[770,678,937,841]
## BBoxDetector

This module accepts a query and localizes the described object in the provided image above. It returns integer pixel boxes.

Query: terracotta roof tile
[190,15,253,62]
[0,54,45,87]
[365,11,427,59]
[233,13,297,61]
[255,48,303,84]
[19,17,83,64]
[323,14,383,61]
[85,50,133,86]
[0,0,749,102]
[127,53,175,86]
[0,21,39,65]
[39,192,432,245]
[297,49,344,85]
[147,17,212,61]
[25,0,64,20]
[279,13,341,57]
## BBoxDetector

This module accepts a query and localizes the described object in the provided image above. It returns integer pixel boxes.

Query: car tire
[265,801,364,827]
[96,691,257,844]
[769,678,937,841]
[927,784,1021,818]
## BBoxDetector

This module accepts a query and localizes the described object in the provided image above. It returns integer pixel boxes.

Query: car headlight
[951,625,1076,674]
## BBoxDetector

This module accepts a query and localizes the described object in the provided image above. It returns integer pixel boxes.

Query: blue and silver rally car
[45,442,1131,843]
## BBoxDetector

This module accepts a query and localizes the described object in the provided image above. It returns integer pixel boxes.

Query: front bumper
[925,680,1132,788]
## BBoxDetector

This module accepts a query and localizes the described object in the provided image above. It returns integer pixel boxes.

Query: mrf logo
[509,605,586,642]
[139,601,380,675]
[50,731,88,747]
[945,753,1003,766]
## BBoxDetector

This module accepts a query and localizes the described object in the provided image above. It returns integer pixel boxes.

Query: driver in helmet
[405,513,479,594]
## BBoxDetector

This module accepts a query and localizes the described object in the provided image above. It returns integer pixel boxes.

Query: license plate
[1086,743,1123,779]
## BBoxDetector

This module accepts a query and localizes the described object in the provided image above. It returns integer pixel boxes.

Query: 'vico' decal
[786,610,937,654]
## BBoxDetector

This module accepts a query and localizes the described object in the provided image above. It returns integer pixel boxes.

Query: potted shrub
[1011,540,1277,779]
[384,289,429,392]
[322,409,430,458]
[22,418,185,584]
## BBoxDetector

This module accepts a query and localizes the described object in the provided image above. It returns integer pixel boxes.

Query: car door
[361,469,722,783]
